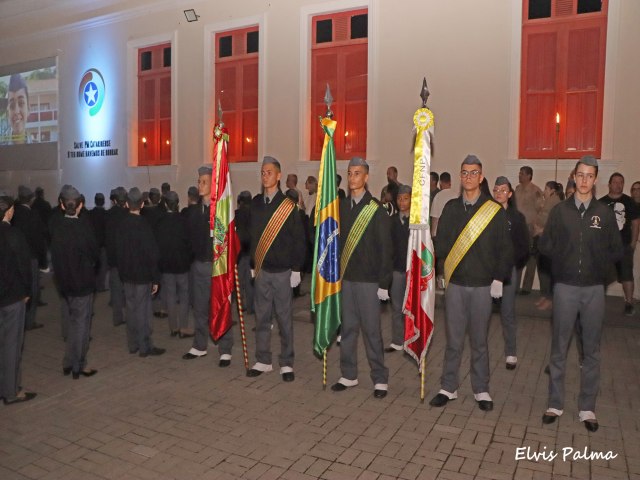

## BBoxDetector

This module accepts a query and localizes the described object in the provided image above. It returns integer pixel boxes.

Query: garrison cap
[579,155,599,168]
[494,176,510,186]
[95,192,105,201]
[462,154,482,167]
[149,187,160,195]
[398,184,412,195]
[114,186,128,202]
[198,165,213,176]
[164,191,178,203]
[17,185,34,201]
[262,156,281,170]
[348,156,368,169]
[187,186,199,198]
[128,187,143,203]
[60,185,81,201]
[238,190,252,202]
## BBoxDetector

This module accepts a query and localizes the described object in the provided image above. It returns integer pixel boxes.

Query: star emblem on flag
[84,82,98,106]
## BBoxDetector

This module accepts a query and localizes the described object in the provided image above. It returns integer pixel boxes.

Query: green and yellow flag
[311,117,341,356]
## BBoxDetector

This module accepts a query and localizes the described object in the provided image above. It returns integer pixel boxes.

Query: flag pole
[234,264,249,370]
[420,356,426,403]
[323,350,327,391]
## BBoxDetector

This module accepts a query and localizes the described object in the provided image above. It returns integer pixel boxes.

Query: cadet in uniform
[105,187,128,326]
[0,192,36,404]
[50,186,99,379]
[387,184,411,353]
[115,188,164,357]
[430,155,513,411]
[539,156,623,432]
[182,166,234,366]
[247,156,305,381]
[331,156,392,398]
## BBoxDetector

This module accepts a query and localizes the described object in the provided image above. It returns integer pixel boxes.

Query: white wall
[0,0,638,207]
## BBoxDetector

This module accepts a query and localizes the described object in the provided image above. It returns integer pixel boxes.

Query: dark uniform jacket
[115,213,160,284]
[141,204,165,229]
[435,193,513,287]
[506,204,530,272]
[250,191,306,273]
[391,213,410,273]
[50,216,99,297]
[235,205,251,260]
[538,197,624,286]
[185,203,212,263]
[155,212,192,274]
[89,207,107,248]
[105,205,129,268]
[0,221,32,307]
[12,204,47,268]
[339,191,392,289]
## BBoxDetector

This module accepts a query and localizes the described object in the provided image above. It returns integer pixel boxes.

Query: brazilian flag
[311,117,341,356]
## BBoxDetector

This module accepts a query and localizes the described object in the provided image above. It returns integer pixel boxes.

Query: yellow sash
[254,198,296,275]
[340,200,378,276]
[443,200,501,286]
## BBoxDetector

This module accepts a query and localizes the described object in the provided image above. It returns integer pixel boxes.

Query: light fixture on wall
[184,9,199,22]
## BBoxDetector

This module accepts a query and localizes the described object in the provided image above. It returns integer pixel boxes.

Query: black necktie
[579,203,585,216]
[401,216,408,226]
[265,197,270,205]
[352,200,356,210]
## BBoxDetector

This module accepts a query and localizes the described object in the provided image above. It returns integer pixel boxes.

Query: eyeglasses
[492,188,509,195]
[575,173,596,181]
[460,170,481,178]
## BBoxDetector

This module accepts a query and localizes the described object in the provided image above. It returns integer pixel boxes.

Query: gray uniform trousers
[0,301,26,401]
[162,272,190,333]
[549,283,604,412]
[340,280,389,385]
[62,295,93,373]
[109,267,125,326]
[24,258,39,329]
[124,283,154,354]
[442,283,492,394]
[500,267,518,357]
[96,247,109,291]
[390,271,407,346]
[191,260,233,355]
[254,270,293,367]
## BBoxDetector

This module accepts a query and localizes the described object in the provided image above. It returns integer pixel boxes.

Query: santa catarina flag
[312,117,341,356]
[209,124,239,341]
[403,108,436,370]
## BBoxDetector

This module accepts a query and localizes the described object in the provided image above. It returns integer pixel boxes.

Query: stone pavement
[1,276,639,480]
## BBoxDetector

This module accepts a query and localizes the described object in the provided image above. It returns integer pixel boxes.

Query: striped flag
[312,116,341,356]
[403,108,436,370]
[209,123,240,341]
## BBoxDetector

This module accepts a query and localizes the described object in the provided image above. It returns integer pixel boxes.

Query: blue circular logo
[78,69,105,116]
[318,217,339,283]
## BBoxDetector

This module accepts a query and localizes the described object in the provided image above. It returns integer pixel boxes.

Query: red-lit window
[214,26,259,163]
[520,0,607,159]
[138,43,171,166]
[311,9,368,161]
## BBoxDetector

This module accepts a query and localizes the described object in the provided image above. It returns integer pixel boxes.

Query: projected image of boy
[6,74,30,144]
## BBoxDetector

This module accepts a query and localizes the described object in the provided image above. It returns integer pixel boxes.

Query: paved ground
[1,275,639,480]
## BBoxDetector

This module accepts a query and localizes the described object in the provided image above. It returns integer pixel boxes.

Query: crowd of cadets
[0,154,635,432]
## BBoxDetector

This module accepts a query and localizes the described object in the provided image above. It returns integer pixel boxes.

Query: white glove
[490,280,503,299]
[290,271,301,288]
[251,269,256,279]
[377,288,390,301]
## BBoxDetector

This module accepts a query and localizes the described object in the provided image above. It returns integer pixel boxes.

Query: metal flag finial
[420,77,430,108]
[217,99,224,125]
[324,83,334,118]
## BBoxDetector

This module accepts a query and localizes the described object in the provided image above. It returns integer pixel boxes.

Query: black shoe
[477,400,493,411]
[373,389,387,399]
[170,331,179,337]
[544,365,550,375]
[62,367,72,376]
[583,420,599,432]
[129,348,139,354]
[429,393,453,407]
[542,413,558,424]
[518,290,531,296]
[624,303,635,316]
[246,369,263,377]
[384,347,400,353]
[37,300,48,307]
[3,392,37,405]
[80,369,97,377]
[178,332,195,339]
[219,359,231,367]
[140,347,165,357]
[331,383,348,392]
[153,311,168,318]
[282,372,295,382]
[25,323,44,331]
[182,352,205,360]
[72,371,80,380]
[506,362,517,370]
